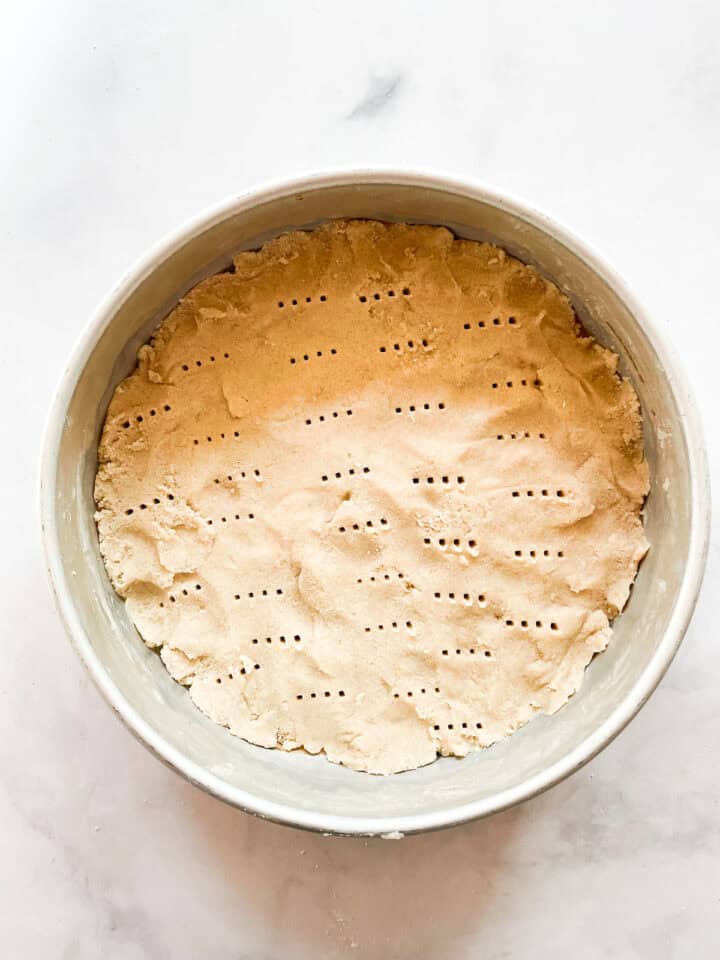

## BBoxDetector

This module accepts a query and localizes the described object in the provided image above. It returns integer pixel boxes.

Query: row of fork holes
[181,353,230,371]
[297,690,346,700]
[252,634,301,644]
[424,536,478,549]
[435,722,483,731]
[359,288,410,303]
[394,687,439,699]
[502,619,558,630]
[434,592,486,605]
[414,475,464,486]
[290,348,337,364]
[194,430,241,444]
[216,664,260,682]
[121,404,171,428]
[379,339,428,353]
[515,549,564,558]
[278,295,327,307]
[442,648,492,657]
[306,410,353,425]
[356,572,405,584]
[497,432,546,440]
[235,588,283,600]
[126,492,175,516]
[338,518,388,532]
[492,378,541,389]
[464,317,517,329]
[214,470,261,482]
[322,467,370,481]
[395,402,445,414]
[160,582,201,606]
[512,489,565,498]
[364,622,413,632]
[207,514,254,525]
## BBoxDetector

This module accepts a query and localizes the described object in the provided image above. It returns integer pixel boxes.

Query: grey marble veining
[1,0,719,956]
[347,74,404,120]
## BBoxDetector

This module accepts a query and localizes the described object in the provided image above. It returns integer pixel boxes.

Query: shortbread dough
[95,220,649,775]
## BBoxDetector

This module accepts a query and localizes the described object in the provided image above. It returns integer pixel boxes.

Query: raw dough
[95,220,649,775]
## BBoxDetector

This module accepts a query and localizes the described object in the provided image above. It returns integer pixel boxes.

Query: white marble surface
[2,1,719,956]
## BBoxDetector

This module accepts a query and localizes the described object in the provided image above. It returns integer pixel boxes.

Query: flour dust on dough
[95,220,649,775]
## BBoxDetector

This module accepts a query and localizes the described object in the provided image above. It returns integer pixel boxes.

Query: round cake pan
[40,170,710,836]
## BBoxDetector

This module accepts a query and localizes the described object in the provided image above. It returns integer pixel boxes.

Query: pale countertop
[2,1,719,957]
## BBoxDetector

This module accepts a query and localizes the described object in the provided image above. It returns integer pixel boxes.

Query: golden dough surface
[95,220,649,775]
